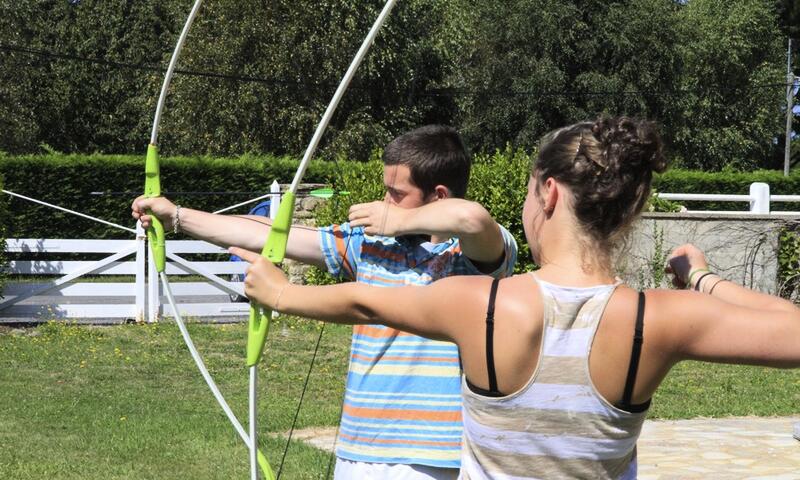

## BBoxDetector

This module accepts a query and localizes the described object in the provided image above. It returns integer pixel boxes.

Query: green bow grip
[246,191,296,367]
[144,144,166,273]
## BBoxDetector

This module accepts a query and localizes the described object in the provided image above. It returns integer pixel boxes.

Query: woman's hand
[665,243,709,289]
[132,195,177,230]
[228,246,290,310]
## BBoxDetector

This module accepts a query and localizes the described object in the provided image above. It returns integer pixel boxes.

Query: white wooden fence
[657,182,800,215]
[0,224,249,324]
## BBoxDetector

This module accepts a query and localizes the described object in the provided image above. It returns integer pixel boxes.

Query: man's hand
[348,201,409,236]
[666,243,709,289]
[229,246,291,309]
[132,195,177,230]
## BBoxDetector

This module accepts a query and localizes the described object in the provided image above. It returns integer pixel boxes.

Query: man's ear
[432,185,451,201]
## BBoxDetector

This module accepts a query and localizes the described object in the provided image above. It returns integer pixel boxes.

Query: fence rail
[656,182,800,215]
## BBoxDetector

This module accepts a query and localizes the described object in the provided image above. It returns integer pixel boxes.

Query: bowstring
[228,156,391,479]
[275,150,364,479]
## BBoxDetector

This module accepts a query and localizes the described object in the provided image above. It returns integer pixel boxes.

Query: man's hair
[382,125,471,198]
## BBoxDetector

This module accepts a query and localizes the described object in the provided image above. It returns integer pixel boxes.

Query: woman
[232,117,800,479]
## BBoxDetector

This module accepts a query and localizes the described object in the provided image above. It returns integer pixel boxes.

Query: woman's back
[460,275,647,479]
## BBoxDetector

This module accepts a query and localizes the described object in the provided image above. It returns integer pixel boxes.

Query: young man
[132,125,517,479]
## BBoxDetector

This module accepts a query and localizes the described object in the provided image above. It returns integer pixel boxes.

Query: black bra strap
[621,291,646,408]
[486,278,501,394]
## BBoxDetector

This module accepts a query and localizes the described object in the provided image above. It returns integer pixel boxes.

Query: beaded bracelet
[173,205,182,234]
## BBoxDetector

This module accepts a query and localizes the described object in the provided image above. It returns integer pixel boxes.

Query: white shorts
[334,458,459,480]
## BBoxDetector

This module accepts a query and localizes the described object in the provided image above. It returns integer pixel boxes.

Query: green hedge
[0,153,340,240]
[4,153,800,276]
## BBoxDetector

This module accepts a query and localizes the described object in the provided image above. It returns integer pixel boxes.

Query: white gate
[0,228,250,324]
[0,186,282,324]
[0,234,146,323]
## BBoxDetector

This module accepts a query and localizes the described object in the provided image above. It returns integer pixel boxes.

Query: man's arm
[132,196,326,268]
[348,199,508,271]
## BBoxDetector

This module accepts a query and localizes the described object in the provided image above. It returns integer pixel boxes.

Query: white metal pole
[786,39,795,177]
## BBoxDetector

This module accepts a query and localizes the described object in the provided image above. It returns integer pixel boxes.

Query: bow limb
[249,0,400,357]
[147,1,275,479]
[247,2,399,477]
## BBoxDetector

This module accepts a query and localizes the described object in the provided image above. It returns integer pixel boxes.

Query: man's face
[382,164,436,209]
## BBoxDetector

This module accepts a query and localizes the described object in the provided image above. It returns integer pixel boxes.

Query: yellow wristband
[687,268,709,288]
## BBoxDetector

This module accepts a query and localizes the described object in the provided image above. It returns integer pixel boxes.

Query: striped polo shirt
[460,275,648,479]
[319,222,517,468]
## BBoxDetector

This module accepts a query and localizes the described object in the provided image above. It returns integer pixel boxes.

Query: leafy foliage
[0,0,456,159]
[668,0,785,170]
[468,148,534,271]
[0,0,790,171]
[0,153,337,239]
[447,0,786,171]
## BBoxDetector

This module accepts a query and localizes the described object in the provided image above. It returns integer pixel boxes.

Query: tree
[0,0,182,154]
[149,0,457,159]
[445,0,682,154]
[670,0,785,170]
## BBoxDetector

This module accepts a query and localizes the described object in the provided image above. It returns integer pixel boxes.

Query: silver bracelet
[173,205,182,234]
[273,284,289,311]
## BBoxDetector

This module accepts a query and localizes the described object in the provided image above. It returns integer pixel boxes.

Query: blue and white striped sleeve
[489,224,518,278]
[318,222,363,281]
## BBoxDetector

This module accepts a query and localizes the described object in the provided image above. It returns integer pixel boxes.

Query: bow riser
[144,144,166,273]
[246,191,295,367]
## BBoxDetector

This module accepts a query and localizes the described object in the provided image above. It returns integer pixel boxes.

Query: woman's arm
[666,244,797,314]
[653,244,800,368]
[229,246,485,342]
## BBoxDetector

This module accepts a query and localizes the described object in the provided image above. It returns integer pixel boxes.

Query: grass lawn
[0,318,351,480]
[1,318,798,479]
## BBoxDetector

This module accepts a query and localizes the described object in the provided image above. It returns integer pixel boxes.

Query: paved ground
[638,417,800,479]
[285,417,800,478]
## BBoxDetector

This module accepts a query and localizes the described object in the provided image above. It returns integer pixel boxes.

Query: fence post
[270,180,281,218]
[135,222,146,322]
[749,182,770,214]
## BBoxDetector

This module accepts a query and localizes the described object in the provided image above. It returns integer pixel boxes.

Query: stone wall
[287,191,798,296]
[283,185,327,284]
[618,213,799,294]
